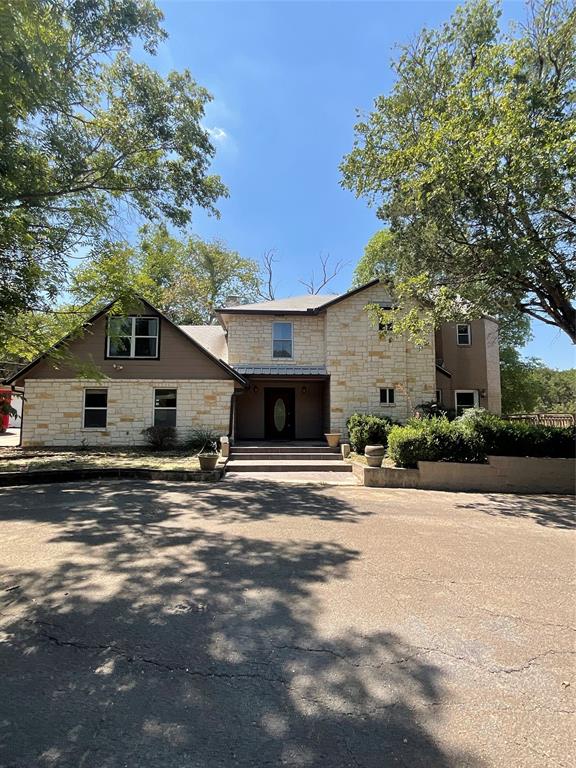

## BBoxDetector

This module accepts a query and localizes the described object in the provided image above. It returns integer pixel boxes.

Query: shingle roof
[178,325,228,362]
[220,294,340,313]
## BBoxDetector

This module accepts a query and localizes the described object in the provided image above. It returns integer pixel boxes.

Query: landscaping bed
[0,448,202,474]
[0,448,228,485]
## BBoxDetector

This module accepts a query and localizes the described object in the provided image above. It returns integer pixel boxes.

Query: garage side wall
[21,379,234,447]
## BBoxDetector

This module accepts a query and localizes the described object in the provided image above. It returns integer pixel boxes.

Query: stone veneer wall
[225,314,326,366]
[21,379,234,447]
[325,283,436,434]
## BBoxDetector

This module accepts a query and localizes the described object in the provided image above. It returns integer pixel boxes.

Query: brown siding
[435,319,501,413]
[16,307,233,384]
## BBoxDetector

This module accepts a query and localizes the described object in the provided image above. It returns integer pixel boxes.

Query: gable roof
[217,279,380,316]
[179,325,228,361]
[4,296,247,386]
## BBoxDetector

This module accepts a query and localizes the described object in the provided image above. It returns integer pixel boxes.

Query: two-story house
[5,279,501,446]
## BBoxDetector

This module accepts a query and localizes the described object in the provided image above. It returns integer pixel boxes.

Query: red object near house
[0,389,12,431]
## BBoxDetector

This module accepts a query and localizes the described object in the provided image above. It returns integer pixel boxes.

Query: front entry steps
[226,443,353,473]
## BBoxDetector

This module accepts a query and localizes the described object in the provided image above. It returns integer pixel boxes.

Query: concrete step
[232,445,338,454]
[231,451,340,461]
[226,459,352,473]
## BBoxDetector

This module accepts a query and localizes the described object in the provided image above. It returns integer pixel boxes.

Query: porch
[232,372,330,442]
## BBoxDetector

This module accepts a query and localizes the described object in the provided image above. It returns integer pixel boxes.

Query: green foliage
[346,413,396,454]
[352,230,398,287]
[341,0,576,341]
[460,409,575,457]
[387,418,484,467]
[500,348,545,414]
[69,225,261,325]
[0,0,226,323]
[387,410,575,467]
[532,367,576,413]
[141,425,178,451]
[187,427,219,454]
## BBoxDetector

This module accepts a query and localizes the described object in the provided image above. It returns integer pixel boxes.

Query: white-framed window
[456,323,471,346]
[154,388,177,427]
[272,322,293,358]
[107,316,159,359]
[455,390,479,415]
[380,387,395,405]
[83,388,108,428]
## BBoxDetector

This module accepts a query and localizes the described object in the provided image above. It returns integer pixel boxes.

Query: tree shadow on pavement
[0,481,483,767]
[456,493,575,530]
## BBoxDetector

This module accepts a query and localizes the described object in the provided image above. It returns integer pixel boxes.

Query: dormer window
[107,316,159,358]
[272,322,293,358]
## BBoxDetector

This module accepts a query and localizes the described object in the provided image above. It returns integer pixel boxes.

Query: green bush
[464,410,575,458]
[386,410,575,467]
[387,418,484,468]
[346,413,396,454]
[141,425,178,451]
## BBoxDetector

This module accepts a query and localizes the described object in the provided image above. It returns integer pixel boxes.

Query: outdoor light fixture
[480,389,486,398]
[301,386,307,394]
[253,385,259,393]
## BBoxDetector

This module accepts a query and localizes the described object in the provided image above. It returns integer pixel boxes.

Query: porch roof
[233,364,328,377]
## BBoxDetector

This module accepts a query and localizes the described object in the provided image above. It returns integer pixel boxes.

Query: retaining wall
[353,456,575,494]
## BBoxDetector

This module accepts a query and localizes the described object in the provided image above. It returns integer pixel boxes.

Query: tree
[500,348,545,413]
[341,0,576,341]
[0,0,226,322]
[532,366,576,411]
[69,225,261,325]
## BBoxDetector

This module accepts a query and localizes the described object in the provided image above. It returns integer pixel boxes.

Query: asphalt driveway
[0,479,574,768]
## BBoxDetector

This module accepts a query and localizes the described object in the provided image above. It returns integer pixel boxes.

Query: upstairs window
[272,322,293,358]
[154,389,177,427]
[456,323,471,346]
[380,388,395,405]
[378,302,394,333]
[83,389,108,428]
[107,316,159,358]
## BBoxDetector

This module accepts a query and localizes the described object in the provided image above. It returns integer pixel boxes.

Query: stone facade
[325,283,436,433]
[21,379,234,447]
[226,314,326,366]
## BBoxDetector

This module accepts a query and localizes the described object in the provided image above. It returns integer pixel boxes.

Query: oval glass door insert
[273,398,286,432]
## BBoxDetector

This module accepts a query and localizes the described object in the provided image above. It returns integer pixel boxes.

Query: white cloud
[206,126,228,142]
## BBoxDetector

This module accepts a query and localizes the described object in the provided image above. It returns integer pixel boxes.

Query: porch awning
[232,365,328,376]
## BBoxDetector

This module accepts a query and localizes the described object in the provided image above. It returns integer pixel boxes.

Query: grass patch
[0,448,201,474]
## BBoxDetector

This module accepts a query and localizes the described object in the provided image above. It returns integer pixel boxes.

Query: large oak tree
[341,0,576,341]
[0,0,226,321]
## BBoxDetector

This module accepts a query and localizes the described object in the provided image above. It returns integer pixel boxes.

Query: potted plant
[189,427,220,470]
[365,444,385,467]
[324,432,341,449]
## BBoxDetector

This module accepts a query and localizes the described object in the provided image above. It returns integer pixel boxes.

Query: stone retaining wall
[352,456,575,494]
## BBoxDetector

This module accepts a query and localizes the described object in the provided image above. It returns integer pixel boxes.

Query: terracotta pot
[365,444,385,467]
[199,454,219,471]
[324,433,341,449]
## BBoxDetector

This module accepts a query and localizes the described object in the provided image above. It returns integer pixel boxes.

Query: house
[4,279,500,447]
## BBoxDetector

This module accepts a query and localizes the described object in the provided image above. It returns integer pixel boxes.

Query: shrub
[387,418,484,468]
[387,409,576,467]
[346,413,396,454]
[141,425,178,451]
[187,427,220,454]
[464,411,575,458]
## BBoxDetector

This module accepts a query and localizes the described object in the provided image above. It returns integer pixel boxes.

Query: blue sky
[144,0,574,369]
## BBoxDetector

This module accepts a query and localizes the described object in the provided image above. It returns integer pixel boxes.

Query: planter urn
[324,433,341,449]
[365,444,385,467]
[198,454,219,471]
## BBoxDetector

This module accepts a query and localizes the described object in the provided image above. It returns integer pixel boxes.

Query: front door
[264,388,295,440]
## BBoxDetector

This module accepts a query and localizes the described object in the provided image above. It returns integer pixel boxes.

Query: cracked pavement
[0,479,574,767]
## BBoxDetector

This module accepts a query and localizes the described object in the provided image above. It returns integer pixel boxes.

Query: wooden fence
[506,413,575,428]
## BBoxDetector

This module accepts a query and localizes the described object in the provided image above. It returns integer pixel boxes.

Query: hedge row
[386,411,575,468]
